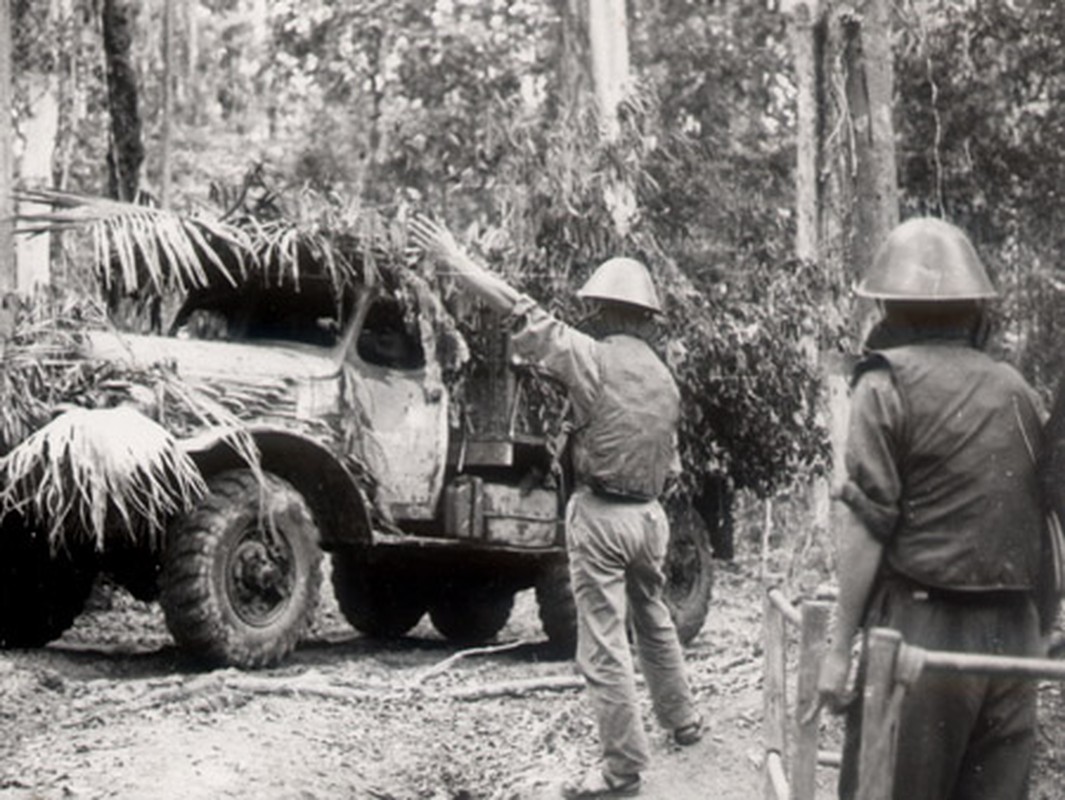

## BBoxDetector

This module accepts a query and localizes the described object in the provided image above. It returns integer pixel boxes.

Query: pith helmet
[857,217,998,301]
[577,257,663,314]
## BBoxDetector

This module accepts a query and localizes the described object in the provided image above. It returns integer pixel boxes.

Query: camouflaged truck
[0,244,712,669]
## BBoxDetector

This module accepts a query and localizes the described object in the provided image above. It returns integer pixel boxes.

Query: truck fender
[181,427,374,548]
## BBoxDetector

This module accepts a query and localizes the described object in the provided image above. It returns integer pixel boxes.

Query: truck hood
[83,330,342,383]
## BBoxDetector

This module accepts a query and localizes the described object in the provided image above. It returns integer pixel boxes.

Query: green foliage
[893,0,1065,397]
[428,80,833,497]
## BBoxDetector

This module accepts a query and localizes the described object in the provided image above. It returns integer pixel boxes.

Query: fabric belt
[884,571,1029,606]
[586,483,653,503]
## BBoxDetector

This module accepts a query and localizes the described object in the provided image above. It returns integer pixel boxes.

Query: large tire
[535,561,577,657]
[331,552,427,638]
[663,500,714,644]
[0,521,96,648]
[160,469,322,669]
[429,581,515,644]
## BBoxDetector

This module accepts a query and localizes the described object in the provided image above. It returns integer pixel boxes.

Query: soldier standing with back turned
[815,217,1053,800]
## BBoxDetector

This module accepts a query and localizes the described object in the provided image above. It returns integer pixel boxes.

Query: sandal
[673,715,705,746]
[561,768,642,798]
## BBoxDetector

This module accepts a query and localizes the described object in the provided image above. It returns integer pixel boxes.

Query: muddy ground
[1,549,1064,800]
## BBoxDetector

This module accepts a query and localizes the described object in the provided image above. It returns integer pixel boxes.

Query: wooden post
[793,601,830,800]
[763,589,789,799]
[856,628,903,800]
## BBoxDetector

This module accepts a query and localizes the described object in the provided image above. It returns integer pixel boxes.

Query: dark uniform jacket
[839,340,1046,592]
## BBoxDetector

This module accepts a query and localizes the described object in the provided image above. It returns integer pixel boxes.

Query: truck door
[344,292,448,522]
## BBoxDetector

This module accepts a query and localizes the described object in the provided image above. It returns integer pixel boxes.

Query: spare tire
[161,469,321,669]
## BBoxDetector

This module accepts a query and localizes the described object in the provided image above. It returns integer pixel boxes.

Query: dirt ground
[0,556,772,800]
[1,549,1064,800]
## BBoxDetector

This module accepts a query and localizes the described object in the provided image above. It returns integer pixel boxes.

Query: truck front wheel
[160,469,322,669]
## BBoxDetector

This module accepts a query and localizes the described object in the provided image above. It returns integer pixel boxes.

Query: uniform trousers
[566,488,698,776]
[840,575,1040,800]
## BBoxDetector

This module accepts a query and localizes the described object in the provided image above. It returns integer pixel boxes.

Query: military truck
[0,199,712,669]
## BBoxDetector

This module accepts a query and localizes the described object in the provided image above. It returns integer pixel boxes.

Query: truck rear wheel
[429,582,514,644]
[160,469,322,669]
[330,552,427,638]
[0,520,96,648]
[535,561,577,657]
[663,500,714,645]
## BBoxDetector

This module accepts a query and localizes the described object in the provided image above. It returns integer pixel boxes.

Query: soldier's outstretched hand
[409,215,464,267]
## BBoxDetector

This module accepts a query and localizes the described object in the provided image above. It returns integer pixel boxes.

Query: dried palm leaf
[14,188,253,294]
[0,406,207,553]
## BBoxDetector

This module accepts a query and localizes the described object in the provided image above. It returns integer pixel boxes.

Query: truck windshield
[173,280,351,348]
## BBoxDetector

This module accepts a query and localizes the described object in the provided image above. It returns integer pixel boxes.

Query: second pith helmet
[857,217,998,301]
[577,257,663,314]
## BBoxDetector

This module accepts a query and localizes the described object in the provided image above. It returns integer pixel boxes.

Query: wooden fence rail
[855,627,1065,800]
[763,587,838,800]
[763,585,1065,800]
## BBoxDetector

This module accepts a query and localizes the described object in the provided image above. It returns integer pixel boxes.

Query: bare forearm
[829,502,884,653]
[409,216,522,314]
[443,249,522,315]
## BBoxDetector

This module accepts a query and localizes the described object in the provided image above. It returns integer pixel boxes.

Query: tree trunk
[786,0,820,264]
[101,0,144,201]
[587,0,628,143]
[160,0,176,207]
[553,0,589,122]
[815,0,899,546]
[244,0,268,143]
[0,0,14,294]
[819,0,898,314]
[184,0,200,123]
[587,0,636,236]
[16,69,58,290]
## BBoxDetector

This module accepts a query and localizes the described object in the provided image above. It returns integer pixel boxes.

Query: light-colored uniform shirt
[507,295,680,499]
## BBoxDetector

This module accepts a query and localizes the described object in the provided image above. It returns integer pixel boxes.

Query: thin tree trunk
[16,68,58,290]
[818,0,898,332]
[847,0,898,276]
[587,0,636,236]
[185,0,200,123]
[161,0,175,207]
[102,0,144,201]
[0,0,14,294]
[786,0,820,264]
[245,0,268,143]
[587,0,628,143]
[553,0,589,122]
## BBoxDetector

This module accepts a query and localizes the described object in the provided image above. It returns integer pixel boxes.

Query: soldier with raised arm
[410,217,702,799]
